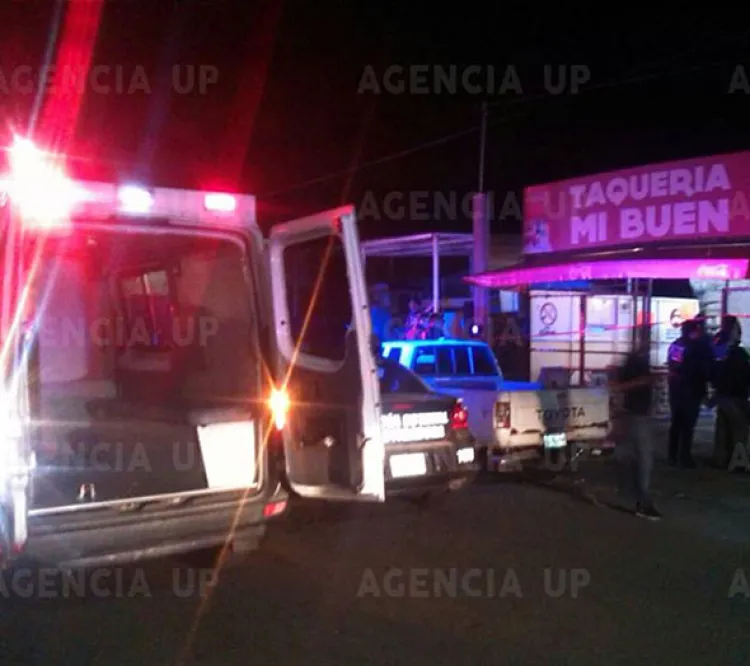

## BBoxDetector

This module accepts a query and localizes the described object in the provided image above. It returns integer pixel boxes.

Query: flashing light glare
[9,137,42,174]
[269,387,290,430]
[5,137,78,224]
[118,185,154,213]
[470,324,480,336]
[204,193,237,212]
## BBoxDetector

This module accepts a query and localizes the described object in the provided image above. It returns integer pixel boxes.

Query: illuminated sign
[696,263,730,279]
[381,410,448,443]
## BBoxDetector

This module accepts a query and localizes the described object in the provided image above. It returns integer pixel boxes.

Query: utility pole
[472,102,489,336]
[478,101,487,192]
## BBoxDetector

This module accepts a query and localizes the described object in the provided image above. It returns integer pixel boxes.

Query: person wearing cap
[711,315,750,469]
[667,319,710,468]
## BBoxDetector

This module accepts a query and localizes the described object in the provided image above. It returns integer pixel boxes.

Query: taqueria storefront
[465,149,750,417]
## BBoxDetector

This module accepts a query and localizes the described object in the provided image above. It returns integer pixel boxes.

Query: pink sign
[465,258,749,289]
[523,151,750,254]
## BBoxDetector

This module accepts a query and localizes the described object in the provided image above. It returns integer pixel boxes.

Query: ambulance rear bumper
[22,488,286,569]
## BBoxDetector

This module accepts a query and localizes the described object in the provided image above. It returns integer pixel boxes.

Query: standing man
[712,315,750,469]
[667,319,709,468]
[614,335,660,520]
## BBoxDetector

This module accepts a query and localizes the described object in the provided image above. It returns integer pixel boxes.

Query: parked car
[378,357,478,504]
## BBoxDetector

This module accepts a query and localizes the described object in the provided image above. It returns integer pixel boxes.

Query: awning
[361,233,474,312]
[465,256,750,288]
[361,233,473,258]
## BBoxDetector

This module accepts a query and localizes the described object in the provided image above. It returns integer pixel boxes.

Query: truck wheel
[476,446,491,476]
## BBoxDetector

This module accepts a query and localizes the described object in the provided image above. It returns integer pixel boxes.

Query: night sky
[1,2,749,240]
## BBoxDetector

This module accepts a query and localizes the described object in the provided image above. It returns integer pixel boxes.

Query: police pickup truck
[381,339,611,471]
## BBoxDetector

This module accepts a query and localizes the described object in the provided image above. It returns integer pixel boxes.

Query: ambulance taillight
[268,387,290,431]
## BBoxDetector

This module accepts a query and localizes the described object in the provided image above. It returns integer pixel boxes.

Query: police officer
[694,313,715,363]
[711,315,750,469]
[667,319,709,467]
[692,312,716,405]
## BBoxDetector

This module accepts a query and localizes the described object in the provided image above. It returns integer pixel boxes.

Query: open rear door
[0,205,33,559]
[269,206,384,500]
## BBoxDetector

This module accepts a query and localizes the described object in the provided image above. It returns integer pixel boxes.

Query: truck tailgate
[495,387,610,448]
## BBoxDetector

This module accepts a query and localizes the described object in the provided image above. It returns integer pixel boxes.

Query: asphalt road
[0,472,748,666]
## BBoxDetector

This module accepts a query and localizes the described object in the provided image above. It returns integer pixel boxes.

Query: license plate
[197,421,257,489]
[457,447,475,464]
[543,433,567,449]
[389,453,427,478]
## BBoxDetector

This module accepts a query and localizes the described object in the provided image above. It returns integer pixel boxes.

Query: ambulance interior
[25,226,259,508]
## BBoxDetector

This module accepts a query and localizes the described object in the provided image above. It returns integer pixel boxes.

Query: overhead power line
[259,58,734,199]
[259,125,486,198]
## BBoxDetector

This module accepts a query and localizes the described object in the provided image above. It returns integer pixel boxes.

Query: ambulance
[0,137,385,569]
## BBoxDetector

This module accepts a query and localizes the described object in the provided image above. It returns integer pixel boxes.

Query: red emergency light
[1,137,255,229]
[3,136,82,228]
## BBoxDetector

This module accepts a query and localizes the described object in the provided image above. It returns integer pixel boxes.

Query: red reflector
[495,401,511,428]
[204,192,237,212]
[263,500,287,517]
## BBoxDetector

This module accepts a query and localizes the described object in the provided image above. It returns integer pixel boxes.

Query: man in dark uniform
[693,313,715,366]
[712,315,750,469]
[667,319,709,468]
[692,311,716,414]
